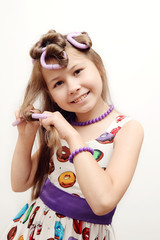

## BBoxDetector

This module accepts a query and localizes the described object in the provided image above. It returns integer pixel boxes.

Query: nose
[67,77,81,95]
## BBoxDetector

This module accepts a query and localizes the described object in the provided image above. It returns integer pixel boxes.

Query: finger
[40,117,54,130]
[42,111,53,116]
[23,105,41,121]
[41,122,53,131]
[22,104,36,117]
[12,110,24,126]
[29,109,41,114]
[15,110,22,119]
[24,104,35,111]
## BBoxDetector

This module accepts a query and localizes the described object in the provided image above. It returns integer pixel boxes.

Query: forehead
[66,47,88,63]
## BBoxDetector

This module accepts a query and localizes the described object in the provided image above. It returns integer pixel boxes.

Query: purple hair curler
[12,119,24,127]
[12,113,51,127]
[40,47,67,70]
[67,32,89,49]
[31,113,51,119]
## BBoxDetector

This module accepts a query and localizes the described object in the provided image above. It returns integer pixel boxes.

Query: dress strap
[108,115,132,136]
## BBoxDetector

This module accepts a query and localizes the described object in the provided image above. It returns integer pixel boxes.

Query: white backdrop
[0,0,160,239]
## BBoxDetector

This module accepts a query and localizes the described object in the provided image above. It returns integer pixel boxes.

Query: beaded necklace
[70,105,114,126]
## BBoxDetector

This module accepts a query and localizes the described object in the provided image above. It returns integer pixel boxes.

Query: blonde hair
[20,30,111,199]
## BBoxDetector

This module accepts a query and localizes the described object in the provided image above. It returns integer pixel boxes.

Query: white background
[0,0,160,239]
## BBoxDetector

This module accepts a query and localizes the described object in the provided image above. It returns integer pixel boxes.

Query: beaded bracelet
[68,147,94,163]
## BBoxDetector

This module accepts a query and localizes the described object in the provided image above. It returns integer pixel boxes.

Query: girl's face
[42,48,105,118]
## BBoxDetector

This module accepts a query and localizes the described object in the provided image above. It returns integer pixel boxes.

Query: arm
[11,110,40,192]
[40,112,144,215]
[68,120,144,215]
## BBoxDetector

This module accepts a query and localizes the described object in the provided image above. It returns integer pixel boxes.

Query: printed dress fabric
[1,115,131,240]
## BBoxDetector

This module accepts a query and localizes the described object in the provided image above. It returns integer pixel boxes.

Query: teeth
[74,93,88,103]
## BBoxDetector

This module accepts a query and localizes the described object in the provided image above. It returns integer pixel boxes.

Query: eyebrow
[49,64,79,83]
[51,76,60,82]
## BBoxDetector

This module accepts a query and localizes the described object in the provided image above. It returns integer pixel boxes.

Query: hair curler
[12,113,51,127]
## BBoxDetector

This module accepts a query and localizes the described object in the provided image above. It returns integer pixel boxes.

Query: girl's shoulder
[107,110,144,143]
[106,110,132,132]
[112,114,144,146]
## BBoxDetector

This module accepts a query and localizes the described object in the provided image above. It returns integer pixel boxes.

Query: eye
[74,68,83,76]
[54,81,63,88]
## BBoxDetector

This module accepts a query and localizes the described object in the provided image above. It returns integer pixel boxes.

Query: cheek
[89,74,103,93]
[51,92,66,107]
[87,68,102,85]
[48,91,56,102]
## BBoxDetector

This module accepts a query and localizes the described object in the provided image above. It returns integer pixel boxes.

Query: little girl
[1,30,143,240]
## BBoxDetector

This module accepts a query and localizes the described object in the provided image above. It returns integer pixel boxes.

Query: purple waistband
[40,178,116,225]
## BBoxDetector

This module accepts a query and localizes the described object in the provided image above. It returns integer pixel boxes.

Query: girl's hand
[15,105,40,137]
[40,111,79,141]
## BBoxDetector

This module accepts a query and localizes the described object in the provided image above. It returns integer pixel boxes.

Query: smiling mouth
[71,91,90,103]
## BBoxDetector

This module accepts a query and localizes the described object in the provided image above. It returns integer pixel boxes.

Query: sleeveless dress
[1,115,131,240]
